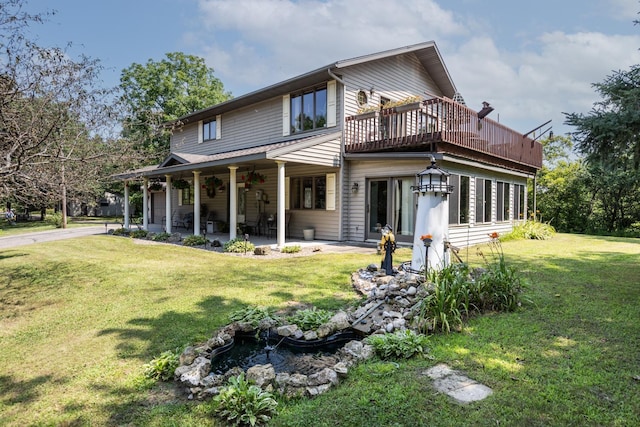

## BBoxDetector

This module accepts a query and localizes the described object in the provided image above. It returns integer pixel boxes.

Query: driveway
[0,225,119,250]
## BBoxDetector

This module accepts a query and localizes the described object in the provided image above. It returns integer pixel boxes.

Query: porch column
[193,170,201,235]
[165,174,172,233]
[228,166,238,240]
[123,180,130,229]
[142,177,149,230]
[276,160,286,247]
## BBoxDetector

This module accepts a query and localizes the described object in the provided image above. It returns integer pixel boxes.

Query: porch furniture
[267,212,291,238]
[245,213,267,236]
[173,212,194,230]
[161,210,177,230]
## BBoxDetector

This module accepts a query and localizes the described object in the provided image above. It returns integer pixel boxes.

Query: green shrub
[183,234,207,246]
[142,349,180,381]
[152,232,171,242]
[365,330,430,360]
[112,227,130,236]
[130,229,148,239]
[287,307,332,331]
[46,212,63,228]
[503,220,555,241]
[224,237,255,253]
[212,373,278,427]
[280,245,301,254]
[229,306,280,329]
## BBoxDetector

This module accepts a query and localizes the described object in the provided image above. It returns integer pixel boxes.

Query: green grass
[1,234,639,426]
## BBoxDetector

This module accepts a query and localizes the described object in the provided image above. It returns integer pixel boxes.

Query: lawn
[0,234,639,426]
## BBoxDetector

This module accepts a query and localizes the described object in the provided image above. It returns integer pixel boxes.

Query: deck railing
[345,97,542,170]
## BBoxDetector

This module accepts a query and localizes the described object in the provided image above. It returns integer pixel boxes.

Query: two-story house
[116,41,542,249]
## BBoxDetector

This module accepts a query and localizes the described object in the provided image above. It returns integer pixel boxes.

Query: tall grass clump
[415,233,527,333]
[502,220,555,241]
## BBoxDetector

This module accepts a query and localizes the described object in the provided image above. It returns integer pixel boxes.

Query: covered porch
[114,131,342,248]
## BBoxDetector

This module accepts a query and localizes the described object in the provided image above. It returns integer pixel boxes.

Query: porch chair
[267,212,291,238]
[173,212,194,230]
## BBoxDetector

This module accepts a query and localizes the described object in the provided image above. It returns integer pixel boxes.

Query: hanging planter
[241,170,266,188]
[172,179,190,190]
[148,182,163,192]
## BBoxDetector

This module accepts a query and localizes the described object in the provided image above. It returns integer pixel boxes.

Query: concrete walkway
[0,224,377,255]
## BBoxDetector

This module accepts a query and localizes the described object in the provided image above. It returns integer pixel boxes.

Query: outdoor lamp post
[411,156,453,273]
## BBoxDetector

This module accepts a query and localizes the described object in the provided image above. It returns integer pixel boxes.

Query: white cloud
[196,0,465,92]
[192,0,640,136]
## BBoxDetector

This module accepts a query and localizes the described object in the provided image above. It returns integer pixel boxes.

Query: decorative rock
[168,233,182,243]
[293,329,305,339]
[377,276,394,286]
[304,330,318,340]
[179,356,211,387]
[385,322,395,333]
[179,346,198,366]
[307,383,333,396]
[392,318,406,329]
[254,245,271,255]
[333,362,349,376]
[201,373,224,388]
[246,364,276,388]
[367,264,378,272]
[341,340,374,361]
[329,311,351,330]
[316,323,334,338]
[307,368,338,386]
[406,286,417,296]
[276,324,299,337]
[287,373,309,387]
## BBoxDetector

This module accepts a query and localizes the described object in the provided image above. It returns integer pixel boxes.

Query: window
[449,175,470,225]
[357,90,368,106]
[290,176,326,209]
[180,186,194,206]
[514,184,526,220]
[496,181,510,221]
[203,119,217,141]
[475,178,492,223]
[290,86,327,134]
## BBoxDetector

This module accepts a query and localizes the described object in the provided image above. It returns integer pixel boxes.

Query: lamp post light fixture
[351,182,359,193]
[412,156,453,197]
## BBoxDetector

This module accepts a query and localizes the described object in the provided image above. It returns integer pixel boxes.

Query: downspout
[329,67,347,241]
[327,68,345,85]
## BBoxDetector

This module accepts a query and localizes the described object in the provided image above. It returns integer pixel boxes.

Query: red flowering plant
[241,170,266,188]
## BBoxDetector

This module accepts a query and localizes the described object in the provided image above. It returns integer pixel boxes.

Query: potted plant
[148,182,163,192]
[172,178,190,190]
[241,170,266,189]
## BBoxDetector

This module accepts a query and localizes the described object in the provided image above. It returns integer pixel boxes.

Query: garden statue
[380,224,396,275]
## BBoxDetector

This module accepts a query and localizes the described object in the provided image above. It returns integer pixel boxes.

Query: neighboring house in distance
[115,41,542,249]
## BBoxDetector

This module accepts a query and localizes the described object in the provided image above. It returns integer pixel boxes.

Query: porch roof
[112,131,342,181]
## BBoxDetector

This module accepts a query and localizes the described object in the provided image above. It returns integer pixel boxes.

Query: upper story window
[203,119,217,141]
[290,86,327,134]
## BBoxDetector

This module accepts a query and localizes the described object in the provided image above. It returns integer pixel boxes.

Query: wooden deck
[345,97,543,173]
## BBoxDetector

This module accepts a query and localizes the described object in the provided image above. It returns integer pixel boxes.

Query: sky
[20,0,640,138]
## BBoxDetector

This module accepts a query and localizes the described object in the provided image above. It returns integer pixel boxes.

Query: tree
[564,65,640,232]
[119,52,232,161]
[535,135,591,232]
[1,0,138,226]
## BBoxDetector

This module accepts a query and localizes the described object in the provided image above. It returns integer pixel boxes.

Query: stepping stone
[424,364,493,404]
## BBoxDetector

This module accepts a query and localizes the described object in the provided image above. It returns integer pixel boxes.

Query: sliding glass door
[366,177,416,242]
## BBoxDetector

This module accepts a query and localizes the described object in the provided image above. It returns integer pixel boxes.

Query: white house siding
[341,53,443,117]
[344,157,529,248]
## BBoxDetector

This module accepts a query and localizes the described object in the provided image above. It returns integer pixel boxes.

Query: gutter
[327,68,345,85]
